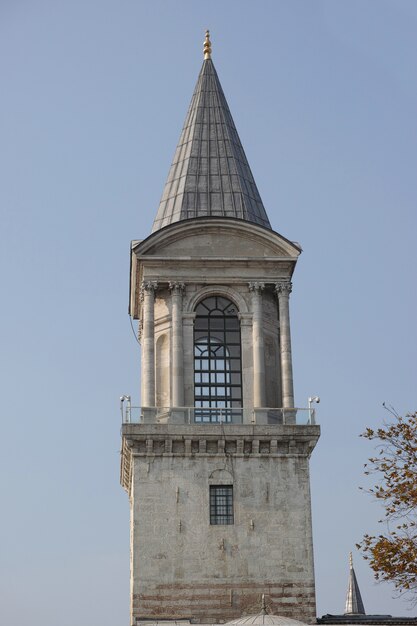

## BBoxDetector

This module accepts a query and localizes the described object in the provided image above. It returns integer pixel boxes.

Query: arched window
[194,296,242,423]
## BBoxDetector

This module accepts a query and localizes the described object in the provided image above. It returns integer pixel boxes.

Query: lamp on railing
[120,395,131,423]
[307,396,320,424]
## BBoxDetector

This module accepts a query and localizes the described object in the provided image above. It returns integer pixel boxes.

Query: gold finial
[203,29,212,59]
[349,552,353,569]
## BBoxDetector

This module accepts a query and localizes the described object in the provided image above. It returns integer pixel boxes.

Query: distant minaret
[345,552,366,615]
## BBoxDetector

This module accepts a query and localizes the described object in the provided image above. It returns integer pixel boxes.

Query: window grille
[210,485,234,525]
[194,296,242,423]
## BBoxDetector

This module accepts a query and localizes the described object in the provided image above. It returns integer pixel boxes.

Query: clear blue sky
[1,1,416,624]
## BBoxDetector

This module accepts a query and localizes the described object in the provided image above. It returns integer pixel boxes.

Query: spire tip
[204,29,212,59]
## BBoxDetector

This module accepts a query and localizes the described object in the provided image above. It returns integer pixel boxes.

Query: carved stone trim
[275,281,292,297]
[238,313,253,327]
[124,435,317,457]
[169,281,186,295]
[248,281,265,293]
[140,280,158,302]
[138,319,143,343]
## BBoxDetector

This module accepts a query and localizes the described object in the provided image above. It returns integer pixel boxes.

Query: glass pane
[195,331,208,341]
[228,345,240,358]
[216,297,230,311]
[210,317,223,329]
[196,297,215,313]
[210,333,224,346]
[195,318,208,330]
[211,343,225,356]
[194,296,242,413]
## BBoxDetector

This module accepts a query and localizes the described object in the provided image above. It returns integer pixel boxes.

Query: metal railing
[121,405,316,426]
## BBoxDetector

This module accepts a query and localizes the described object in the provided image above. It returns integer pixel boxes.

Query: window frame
[194,296,242,423]
[209,485,234,525]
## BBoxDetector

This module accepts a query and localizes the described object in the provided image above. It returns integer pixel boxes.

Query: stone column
[248,282,266,408]
[141,281,157,407]
[275,281,294,408]
[182,313,196,408]
[239,313,253,423]
[169,282,185,408]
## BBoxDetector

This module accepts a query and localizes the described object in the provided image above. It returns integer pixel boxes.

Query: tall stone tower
[120,32,320,626]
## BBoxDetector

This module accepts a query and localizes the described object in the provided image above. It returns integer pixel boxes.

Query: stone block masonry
[121,423,320,624]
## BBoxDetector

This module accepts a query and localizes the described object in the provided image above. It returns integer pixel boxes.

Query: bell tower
[121,32,320,625]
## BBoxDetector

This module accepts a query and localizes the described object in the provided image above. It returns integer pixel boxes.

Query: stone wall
[122,423,319,624]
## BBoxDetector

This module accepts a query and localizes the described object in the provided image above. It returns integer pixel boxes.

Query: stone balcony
[120,414,320,493]
[120,405,317,426]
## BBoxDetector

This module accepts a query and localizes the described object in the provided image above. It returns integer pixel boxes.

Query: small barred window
[210,485,234,525]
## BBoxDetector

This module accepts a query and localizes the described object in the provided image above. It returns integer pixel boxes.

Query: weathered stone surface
[122,424,319,624]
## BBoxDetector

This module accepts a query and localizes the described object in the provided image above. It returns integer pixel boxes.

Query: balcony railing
[121,405,317,426]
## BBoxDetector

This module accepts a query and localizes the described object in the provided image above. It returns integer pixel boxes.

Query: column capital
[169,281,186,295]
[275,281,293,297]
[248,281,265,293]
[140,280,158,301]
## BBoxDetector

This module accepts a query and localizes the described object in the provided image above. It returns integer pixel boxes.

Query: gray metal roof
[345,553,366,615]
[152,57,272,232]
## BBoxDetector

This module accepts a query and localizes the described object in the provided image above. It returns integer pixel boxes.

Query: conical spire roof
[345,553,366,615]
[152,32,272,232]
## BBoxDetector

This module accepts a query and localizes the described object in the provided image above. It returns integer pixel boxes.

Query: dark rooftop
[152,32,271,233]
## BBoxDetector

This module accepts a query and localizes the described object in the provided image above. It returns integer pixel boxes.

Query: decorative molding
[275,281,293,297]
[248,281,265,293]
[183,312,197,327]
[123,434,317,457]
[138,319,143,343]
[185,285,249,314]
[169,281,186,295]
[140,280,158,302]
[238,313,253,327]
